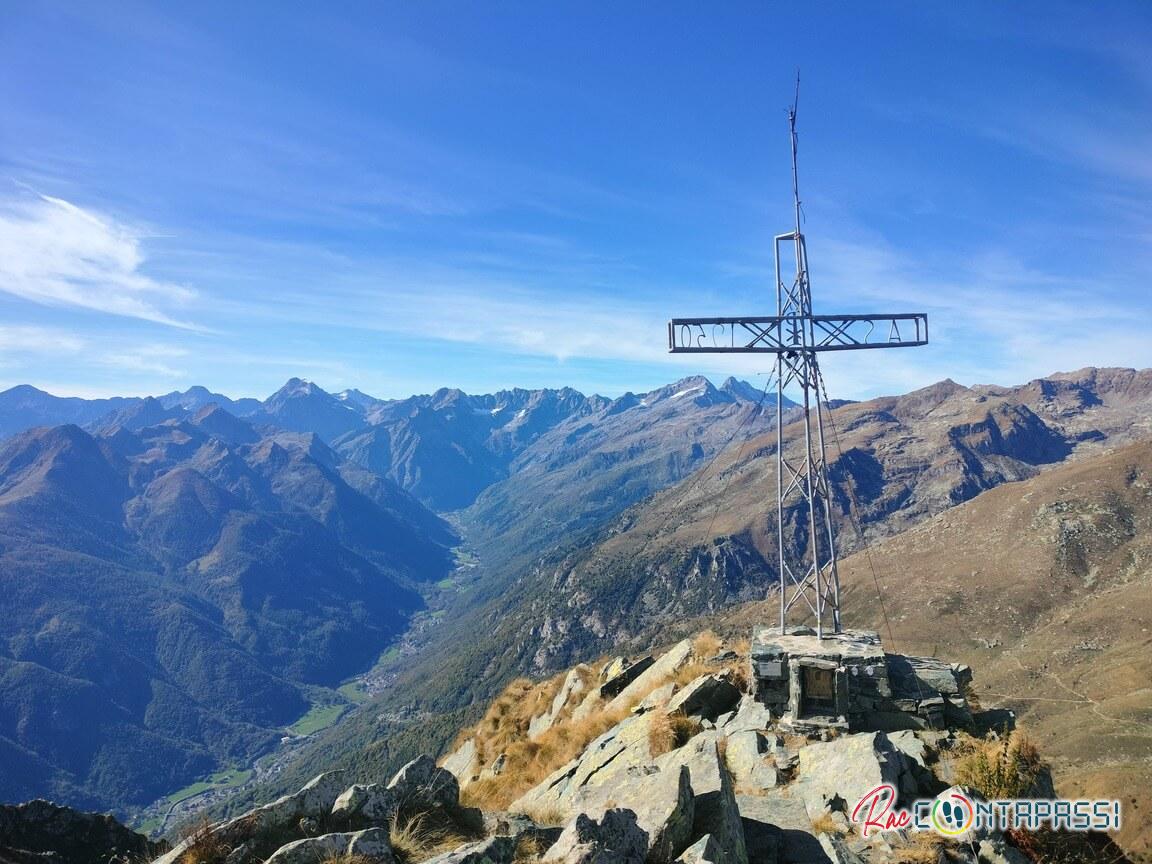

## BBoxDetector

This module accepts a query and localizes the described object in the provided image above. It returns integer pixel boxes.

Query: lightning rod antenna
[790,70,801,238]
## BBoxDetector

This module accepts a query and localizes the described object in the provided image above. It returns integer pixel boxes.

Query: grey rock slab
[602,657,657,698]
[570,764,695,864]
[724,731,777,792]
[723,697,773,735]
[331,783,399,824]
[603,639,695,715]
[443,737,479,785]
[511,715,652,813]
[638,683,678,714]
[264,827,394,864]
[795,732,910,819]
[542,810,649,864]
[816,833,865,864]
[388,754,461,809]
[655,734,748,864]
[675,834,722,864]
[736,793,825,864]
[976,837,1030,864]
[423,836,517,864]
[665,675,741,722]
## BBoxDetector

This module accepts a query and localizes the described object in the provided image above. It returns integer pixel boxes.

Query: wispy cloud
[0,191,199,328]
[95,343,189,378]
[0,324,86,355]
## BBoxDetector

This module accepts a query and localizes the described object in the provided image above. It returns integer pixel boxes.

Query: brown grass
[388,812,469,864]
[455,634,755,813]
[954,729,1046,800]
[517,803,567,828]
[461,704,632,811]
[176,816,230,864]
[693,630,724,659]
[648,711,703,757]
[513,833,549,862]
[321,856,379,864]
[809,812,844,836]
[890,831,948,863]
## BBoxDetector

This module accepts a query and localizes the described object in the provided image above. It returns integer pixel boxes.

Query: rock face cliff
[0,800,163,864]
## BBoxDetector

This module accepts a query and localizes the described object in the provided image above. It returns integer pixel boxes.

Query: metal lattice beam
[668,312,927,354]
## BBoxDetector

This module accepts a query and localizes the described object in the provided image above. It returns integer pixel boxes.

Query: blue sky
[1,2,1150,401]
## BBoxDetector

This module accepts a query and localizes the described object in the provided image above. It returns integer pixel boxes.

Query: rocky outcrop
[723,731,776,791]
[570,766,695,864]
[264,827,393,864]
[718,697,772,735]
[424,836,516,864]
[154,771,348,864]
[665,675,741,722]
[0,800,163,864]
[529,665,592,739]
[795,732,916,819]
[654,736,747,864]
[601,640,694,715]
[333,754,478,831]
[542,810,648,864]
[153,756,486,864]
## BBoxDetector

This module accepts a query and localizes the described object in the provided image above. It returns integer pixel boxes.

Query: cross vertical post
[667,91,928,637]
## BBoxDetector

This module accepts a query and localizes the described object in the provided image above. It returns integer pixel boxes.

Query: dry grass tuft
[513,833,549,862]
[954,729,1046,800]
[692,630,724,659]
[648,711,703,757]
[388,812,468,864]
[518,803,567,828]
[809,812,844,836]
[891,831,948,863]
[321,856,379,864]
[177,816,230,864]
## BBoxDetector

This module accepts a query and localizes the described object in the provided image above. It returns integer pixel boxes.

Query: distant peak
[270,377,326,400]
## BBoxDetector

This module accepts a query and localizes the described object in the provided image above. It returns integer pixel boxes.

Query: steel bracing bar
[667,313,928,354]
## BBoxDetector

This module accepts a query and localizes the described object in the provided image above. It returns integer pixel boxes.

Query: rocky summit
[143,636,1129,864]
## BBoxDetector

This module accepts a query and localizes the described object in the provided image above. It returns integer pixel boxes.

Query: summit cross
[667,89,928,637]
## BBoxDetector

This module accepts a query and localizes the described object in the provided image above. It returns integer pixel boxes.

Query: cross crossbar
[668,313,928,353]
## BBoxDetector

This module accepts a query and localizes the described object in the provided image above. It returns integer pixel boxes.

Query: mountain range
[0,375,787,815]
[0,408,453,810]
[1,367,1150,860]
[191,370,1151,824]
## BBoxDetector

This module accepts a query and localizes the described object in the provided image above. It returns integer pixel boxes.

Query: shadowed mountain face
[0,413,454,812]
[334,385,612,511]
[458,375,794,573]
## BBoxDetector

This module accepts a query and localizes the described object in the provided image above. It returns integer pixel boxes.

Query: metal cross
[668,90,928,637]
